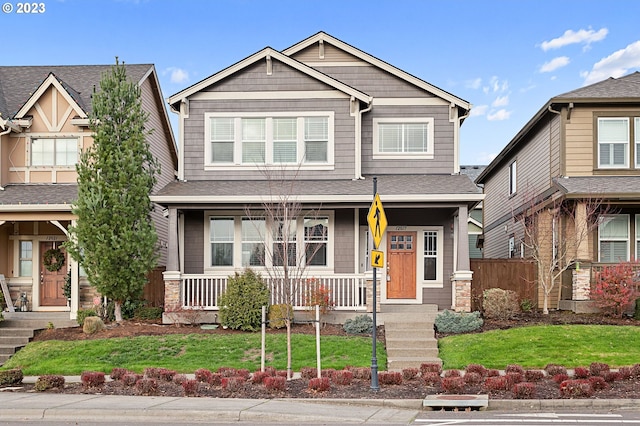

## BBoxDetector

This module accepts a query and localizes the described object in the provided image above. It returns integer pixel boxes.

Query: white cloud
[476,151,498,164]
[541,28,608,51]
[483,76,509,94]
[492,95,509,107]
[581,40,640,86]
[164,67,190,84]
[540,56,570,73]
[487,109,511,121]
[465,78,482,89]
[469,105,488,117]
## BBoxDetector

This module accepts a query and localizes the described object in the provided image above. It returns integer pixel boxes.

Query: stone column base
[452,271,473,312]
[365,278,380,313]
[163,271,181,309]
[572,267,591,301]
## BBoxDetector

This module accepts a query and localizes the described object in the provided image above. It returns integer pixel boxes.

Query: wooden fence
[143,267,166,307]
[470,259,537,311]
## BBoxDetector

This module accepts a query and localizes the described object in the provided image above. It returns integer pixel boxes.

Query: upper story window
[509,160,517,195]
[31,138,78,166]
[373,117,434,159]
[598,117,629,168]
[205,112,334,170]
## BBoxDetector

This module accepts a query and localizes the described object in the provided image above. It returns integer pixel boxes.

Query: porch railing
[181,274,367,310]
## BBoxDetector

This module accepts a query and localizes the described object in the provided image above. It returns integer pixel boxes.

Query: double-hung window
[598,118,629,168]
[210,218,234,266]
[19,241,33,277]
[373,117,434,159]
[273,219,297,267]
[304,217,328,266]
[31,138,78,166]
[241,217,265,267]
[205,113,333,168]
[598,214,629,262]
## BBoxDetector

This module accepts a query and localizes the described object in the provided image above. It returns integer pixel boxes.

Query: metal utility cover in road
[371,250,384,268]
[367,193,387,249]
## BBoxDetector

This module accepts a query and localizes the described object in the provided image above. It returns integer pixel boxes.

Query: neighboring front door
[40,242,67,306]
[387,231,416,299]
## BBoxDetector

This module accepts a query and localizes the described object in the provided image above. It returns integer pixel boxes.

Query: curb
[489,398,640,410]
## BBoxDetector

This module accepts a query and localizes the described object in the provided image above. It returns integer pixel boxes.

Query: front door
[40,242,67,306]
[387,231,416,299]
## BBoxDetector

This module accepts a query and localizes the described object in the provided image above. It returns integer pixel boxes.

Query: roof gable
[15,73,87,120]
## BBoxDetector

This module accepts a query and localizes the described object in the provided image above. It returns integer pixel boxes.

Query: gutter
[354,98,373,180]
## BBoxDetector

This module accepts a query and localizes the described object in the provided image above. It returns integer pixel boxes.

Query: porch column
[572,202,592,301]
[163,208,181,316]
[451,205,472,312]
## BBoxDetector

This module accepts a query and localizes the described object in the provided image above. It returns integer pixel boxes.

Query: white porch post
[451,205,473,312]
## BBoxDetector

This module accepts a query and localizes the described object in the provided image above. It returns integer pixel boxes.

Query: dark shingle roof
[553,176,640,197]
[0,64,152,118]
[555,72,640,100]
[0,184,77,208]
[460,165,486,188]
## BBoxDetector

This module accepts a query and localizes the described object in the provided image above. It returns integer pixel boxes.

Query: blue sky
[3,0,640,165]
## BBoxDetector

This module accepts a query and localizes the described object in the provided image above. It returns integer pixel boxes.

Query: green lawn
[439,324,640,369]
[2,333,384,376]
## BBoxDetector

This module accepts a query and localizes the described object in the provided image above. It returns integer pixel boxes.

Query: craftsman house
[0,65,177,318]
[476,71,640,312]
[153,32,482,321]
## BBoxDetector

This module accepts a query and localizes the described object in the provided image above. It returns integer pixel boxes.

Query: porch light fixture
[18,292,30,312]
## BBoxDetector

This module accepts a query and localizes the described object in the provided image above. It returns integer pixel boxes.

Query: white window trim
[508,235,515,259]
[598,214,630,262]
[204,112,335,171]
[635,118,640,169]
[598,117,629,169]
[372,117,435,160]
[420,227,444,286]
[28,136,80,168]
[204,211,334,273]
[509,160,517,196]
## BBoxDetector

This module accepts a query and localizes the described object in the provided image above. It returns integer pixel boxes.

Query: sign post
[367,177,387,391]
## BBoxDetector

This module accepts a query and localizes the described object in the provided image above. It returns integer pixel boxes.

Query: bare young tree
[513,191,609,314]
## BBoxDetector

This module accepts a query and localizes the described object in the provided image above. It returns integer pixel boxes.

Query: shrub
[574,367,590,379]
[308,377,331,392]
[173,374,188,385]
[217,367,238,377]
[82,316,105,334]
[402,368,419,381]
[520,298,534,313]
[465,364,487,377]
[545,364,567,376]
[632,364,640,378]
[435,310,483,333]
[236,369,250,380]
[423,372,442,386]
[483,376,508,391]
[268,304,293,329]
[442,376,465,394]
[635,298,640,320]
[504,372,524,388]
[590,261,638,317]
[80,371,105,388]
[134,306,163,320]
[300,367,317,379]
[524,370,545,382]
[552,373,570,384]
[349,367,371,380]
[110,368,132,380]
[159,369,177,382]
[505,364,525,375]
[181,379,199,396]
[342,315,373,334]
[194,368,213,383]
[482,288,520,320]
[333,370,353,386]
[618,367,632,380]
[76,308,97,327]
[589,362,610,377]
[252,371,271,384]
[135,378,159,395]
[486,369,500,377]
[322,368,337,379]
[463,372,483,385]
[444,369,461,378]
[144,367,176,381]
[218,269,270,331]
[588,376,609,391]
[304,279,334,315]
[559,379,593,398]
[378,371,403,385]
[264,376,286,391]
[0,368,23,386]
[221,376,245,392]
[34,375,65,391]
[209,373,223,386]
[122,373,142,387]
[603,371,622,383]
[420,363,442,376]
[513,382,536,399]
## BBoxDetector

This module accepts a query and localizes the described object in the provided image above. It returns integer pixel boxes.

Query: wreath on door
[43,248,65,272]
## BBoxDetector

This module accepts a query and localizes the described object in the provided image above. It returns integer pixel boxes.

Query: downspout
[354,97,373,180]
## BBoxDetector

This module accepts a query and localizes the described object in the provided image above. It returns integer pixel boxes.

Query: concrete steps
[0,312,77,366]
[381,305,441,371]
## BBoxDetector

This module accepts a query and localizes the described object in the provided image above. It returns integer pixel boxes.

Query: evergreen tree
[66,60,159,322]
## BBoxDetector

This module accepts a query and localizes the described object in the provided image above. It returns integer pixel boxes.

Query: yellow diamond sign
[367,193,387,249]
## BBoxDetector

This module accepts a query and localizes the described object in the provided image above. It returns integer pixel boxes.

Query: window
[19,241,33,277]
[599,214,629,262]
[205,113,333,168]
[31,138,78,166]
[509,160,517,195]
[423,231,437,280]
[373,117,434,159]
[635,118,640,168]
[273,219,297,267]
[305,217,328,266]
[210,218,234,266]
[242,217,265,267]
[598,118,629,168]
[636,216,640,260]
[508,235,516,258]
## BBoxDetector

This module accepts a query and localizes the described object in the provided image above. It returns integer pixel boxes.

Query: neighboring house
[0,65,177,318]
[153,32,482,321]
[476,71,640,312]
[460,165,485,259]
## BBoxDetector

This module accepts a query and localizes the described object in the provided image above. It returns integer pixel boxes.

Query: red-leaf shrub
[300,367,317,379]
[505,364,525,375]
[559,379,594,398]
[545,364,567,376]
[173,374,187,385]
[348,367,371,380]
[333,370,353,386]
[524,370,545,382]
[217,367,237,377]
[142,367,175,382]
[194,368,213,383]
[322,368,337,379]
[110,368,131,380]
[604,372,622,383]
[618,367,632,380]
[483,376,508,391]
[552,374,570,384]
[252,371,271,384]
[402,368,419,381]
[463,372,483,385]
[423,372,442,386]
[444,369,461,378]
[122,373,142,387]
[590,261,638,317]
[209,373,222,386]
[159,368,177,382]
[588,376,609,391]
[276,370,288,378]
[135,378,158,396]
[465,364,487,377]
[631,364,640,378]
[574,367,590,379]
[34,375,65,391]
[513,382,536,399]
[420,363,442,376]
[378,371,403,385]
[308,377,331,392]
[486,369,500,377]
[236,369,250,380]
[264,376,286,391]
[221,376,245,392]
[81,371,105,388]
[264,366,277,376]
[504,372,523,389]
[442,376,465,394]
[181,379,199,396]
[589,362,610,377]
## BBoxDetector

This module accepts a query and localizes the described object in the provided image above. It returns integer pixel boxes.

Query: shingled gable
[167,47,372,111]
[14,72,88,121]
